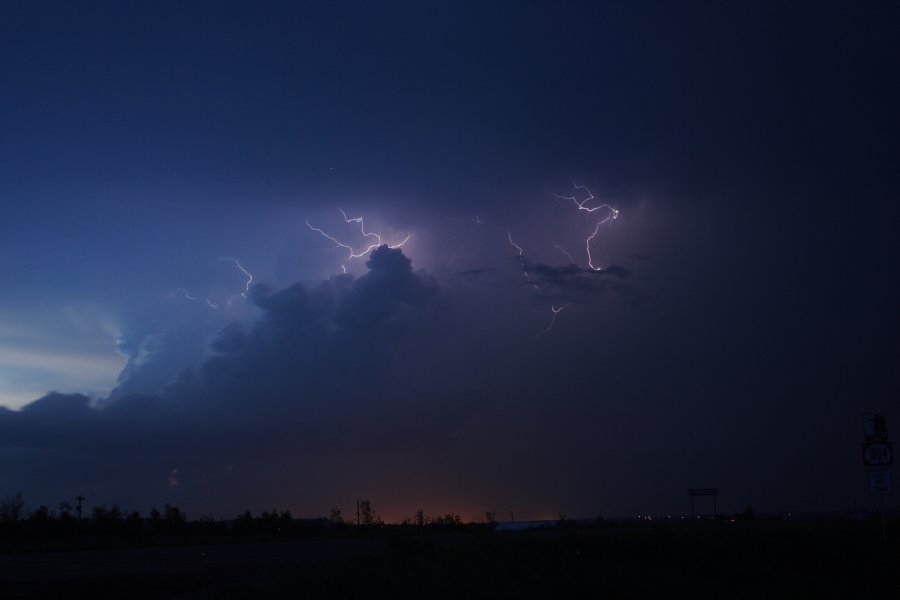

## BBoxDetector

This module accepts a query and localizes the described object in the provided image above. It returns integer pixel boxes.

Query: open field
[3,519,898,599]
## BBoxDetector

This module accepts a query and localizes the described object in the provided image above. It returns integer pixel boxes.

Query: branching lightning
[171,288,198,301]
[547,182,616,215]
[549,182,619,271]
[168,288,218,310]
[585,212,618,271]
[535,304,567,338]
[338,208,382,256]
[167,257,253,312]
[306,209,410,270]
[447,181,622,338]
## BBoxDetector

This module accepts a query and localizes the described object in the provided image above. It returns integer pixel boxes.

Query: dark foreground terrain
[3,519,898,599]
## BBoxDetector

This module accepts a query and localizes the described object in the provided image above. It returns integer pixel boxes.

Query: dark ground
[2,519,898,599]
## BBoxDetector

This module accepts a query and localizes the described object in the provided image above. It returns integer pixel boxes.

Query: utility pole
[75,495,85,520]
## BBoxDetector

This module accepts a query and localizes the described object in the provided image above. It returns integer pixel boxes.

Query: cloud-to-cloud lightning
[170,288,199,301]
[554,244,576,265]
[449,181,623,337]
[168,288,218,310]
[549,182,619,271]
[506,230,539,290]
[535,304,567,338]
[219,257,254,297]
[167,257,253,311]
[306,209,410,272]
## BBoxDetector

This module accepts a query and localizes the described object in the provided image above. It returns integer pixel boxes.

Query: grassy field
[3,519,898,598]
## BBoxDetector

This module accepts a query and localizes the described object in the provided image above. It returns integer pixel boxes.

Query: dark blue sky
[1,1,897,520]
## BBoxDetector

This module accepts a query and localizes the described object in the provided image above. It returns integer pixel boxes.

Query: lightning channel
[506,230,539,290]
[554,244,576,265]
[536,304,567,338]
[172,288,199,301]
[585,215,616,271]
[306,209,410,268]
[168,288,217,310]
[388,234,410,249]
[219,257,254,296]
[549,182,619,271]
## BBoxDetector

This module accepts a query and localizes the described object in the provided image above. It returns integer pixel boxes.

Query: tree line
[0,492,504,549]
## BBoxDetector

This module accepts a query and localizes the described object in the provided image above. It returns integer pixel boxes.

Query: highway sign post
[869,468,892,495]
[864,413,889,442]
[863,442,893,466]
[864,413,892,544]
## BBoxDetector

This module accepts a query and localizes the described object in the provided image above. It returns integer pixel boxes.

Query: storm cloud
[0,247,462,514]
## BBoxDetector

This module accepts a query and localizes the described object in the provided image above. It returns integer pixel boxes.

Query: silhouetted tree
[164,504,185,525]
[194,514,226,536]
[149,507,162,532]
[92,504,126,536]
[58,501,73,520]
[259,509,292,535]
[330,507,344,525]
[233,510,255,536]
[358,500,381,526]
[28,505,53,534]
[0,492,26,522]
[415,509,426,527]
[432,513,462,528]
[485,511,496,525]
[125,510,142,537]
[29,505,52,523]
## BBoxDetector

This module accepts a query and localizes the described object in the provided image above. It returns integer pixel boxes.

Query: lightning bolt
[219,257,254,297]
[506,230,539,290]
[554,244,576,265]
[169,288,199,301]
[451,182,620,339]
[585,212,618,271]
[505,230,524,255]
[338,208,383,256]
[306,209,410,268]
[388,234,410,249]
[168,288,218,310]
[547,182,616,215]
[549,182,619,271]
[535,304,567,338]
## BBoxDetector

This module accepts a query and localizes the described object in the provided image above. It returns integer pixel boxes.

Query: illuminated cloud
[0,247,451,514]
[0,312,125,410]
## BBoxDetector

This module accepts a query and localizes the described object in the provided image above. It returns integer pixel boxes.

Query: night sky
[1,1,898,521]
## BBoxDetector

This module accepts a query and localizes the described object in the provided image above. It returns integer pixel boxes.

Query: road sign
[864,413,889,442]
[869,468,893,494]
[863,442,893,466]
